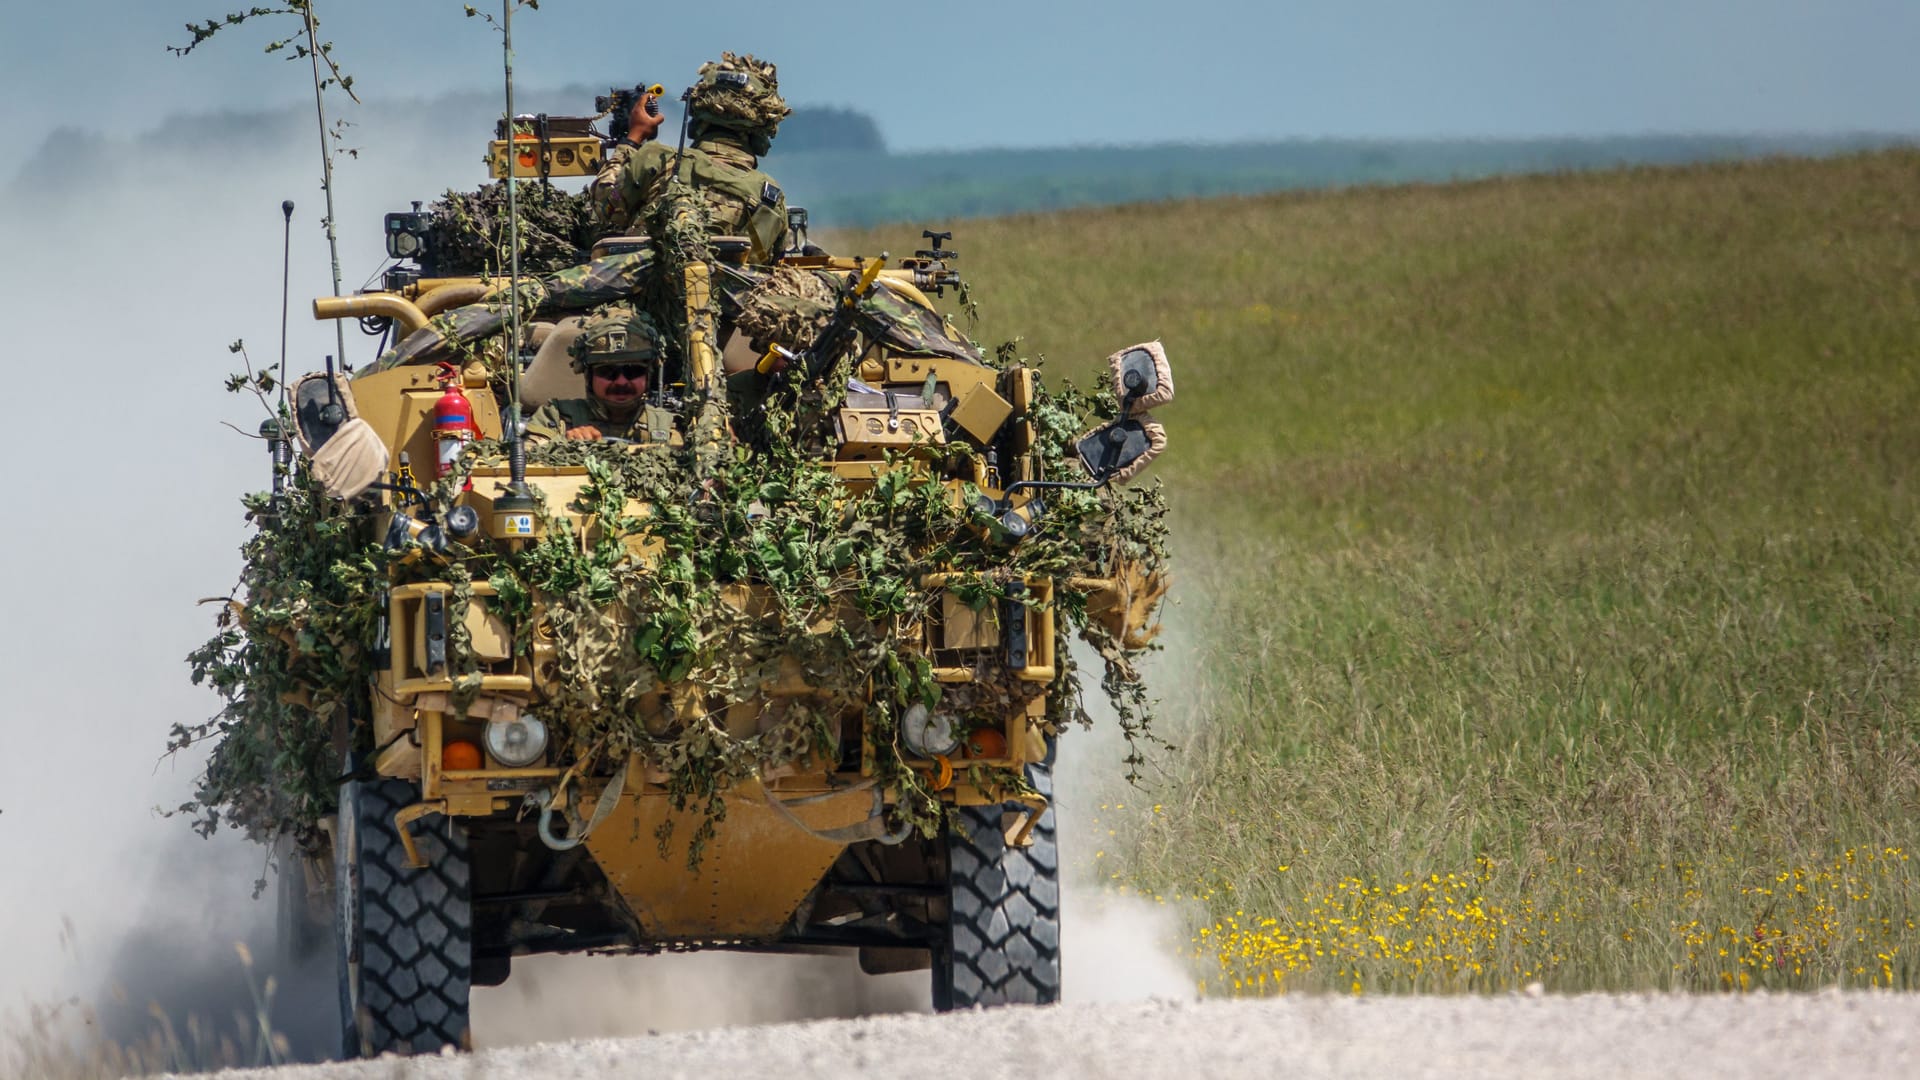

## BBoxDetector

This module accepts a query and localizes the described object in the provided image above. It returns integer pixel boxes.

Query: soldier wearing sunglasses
[529,304,680,444]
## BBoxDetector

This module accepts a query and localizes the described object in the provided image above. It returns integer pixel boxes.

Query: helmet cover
[568,304,665,372]
[687,52,790,154]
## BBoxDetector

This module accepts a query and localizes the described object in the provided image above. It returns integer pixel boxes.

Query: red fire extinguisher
[433,362,478,480]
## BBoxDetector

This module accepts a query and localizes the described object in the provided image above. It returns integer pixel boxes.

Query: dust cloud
[0,116,466,1065]
[1052,631,1203,1006]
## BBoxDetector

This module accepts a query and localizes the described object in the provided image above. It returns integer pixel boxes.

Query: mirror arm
[984,477,1108,523]
[1000,478,1104,505]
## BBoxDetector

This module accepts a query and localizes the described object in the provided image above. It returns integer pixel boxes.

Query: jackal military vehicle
[208,95,1172,1059]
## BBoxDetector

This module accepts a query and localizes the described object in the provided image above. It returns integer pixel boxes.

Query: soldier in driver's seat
[527,305,679,444]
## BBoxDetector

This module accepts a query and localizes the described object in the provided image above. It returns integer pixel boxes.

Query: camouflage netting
[425,181,596,278]
[374,252,653,370]
[731,265,836,350]
[183,346,1169,864]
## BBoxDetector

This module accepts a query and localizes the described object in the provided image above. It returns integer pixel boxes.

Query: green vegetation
[838,149,1920,993]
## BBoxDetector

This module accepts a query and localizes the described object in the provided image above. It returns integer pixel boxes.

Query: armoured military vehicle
[202,95,1172,1059]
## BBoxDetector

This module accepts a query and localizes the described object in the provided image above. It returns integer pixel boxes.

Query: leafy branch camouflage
[169,2,360,102]
[178,475,385,847]
[186,344,1168,863]
[459,0,540,31]
[424,181,596,278]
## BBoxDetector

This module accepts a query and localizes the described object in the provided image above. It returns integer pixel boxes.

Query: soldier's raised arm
[591,142,675,233]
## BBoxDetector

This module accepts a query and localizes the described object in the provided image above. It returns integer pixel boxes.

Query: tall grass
[842,150,1920,992]
[3,943,293,1078]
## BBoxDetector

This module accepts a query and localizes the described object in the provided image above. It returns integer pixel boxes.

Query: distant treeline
[11,87,1913,228]
[767,133,1917,227]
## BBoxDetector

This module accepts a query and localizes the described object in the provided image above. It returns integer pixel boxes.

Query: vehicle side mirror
[294,371,354,454]
[1077,417,1167,485]
[1107,341,1175,416]
[291,371,389,500]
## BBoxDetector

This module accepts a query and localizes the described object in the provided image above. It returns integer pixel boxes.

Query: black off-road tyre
[933,756,1061,1009]
[334,778,473,1058]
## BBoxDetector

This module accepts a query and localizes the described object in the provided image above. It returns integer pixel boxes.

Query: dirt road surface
[165,991,1920,1080]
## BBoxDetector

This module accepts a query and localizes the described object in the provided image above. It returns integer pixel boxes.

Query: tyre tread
[340,779,472,1056]
[937,761,1061,1008]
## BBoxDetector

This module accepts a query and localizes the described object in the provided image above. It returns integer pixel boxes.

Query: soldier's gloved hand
[566,425,603,441]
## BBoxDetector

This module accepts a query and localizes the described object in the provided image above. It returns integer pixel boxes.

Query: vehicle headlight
[486,714,549,767]
[900,703,959,758]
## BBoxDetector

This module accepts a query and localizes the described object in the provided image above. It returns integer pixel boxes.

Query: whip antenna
[504,0,523,472]
[493,0,535,524]
[278,199,295,411]
[674,85,693,183]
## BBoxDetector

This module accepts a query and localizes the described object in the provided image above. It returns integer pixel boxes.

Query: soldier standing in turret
[590,52,791,263]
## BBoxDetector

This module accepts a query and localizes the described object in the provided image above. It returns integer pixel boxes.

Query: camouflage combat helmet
[568,304,665,372]
[687,52,790,156]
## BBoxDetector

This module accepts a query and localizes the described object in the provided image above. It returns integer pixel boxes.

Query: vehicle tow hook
[531,759,626,852]
[533,787,583,851]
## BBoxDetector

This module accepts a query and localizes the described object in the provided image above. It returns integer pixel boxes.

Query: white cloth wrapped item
[309,418,389,500]
[291,370,389,500]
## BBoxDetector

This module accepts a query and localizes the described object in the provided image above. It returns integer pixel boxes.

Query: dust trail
[81,834,342,1065]
[472,954,927,1047]
[0,114,464,1068]
[1051,618,1204,1006]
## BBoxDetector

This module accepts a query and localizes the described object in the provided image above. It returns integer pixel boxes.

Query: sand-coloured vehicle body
[193,110,1173,1059]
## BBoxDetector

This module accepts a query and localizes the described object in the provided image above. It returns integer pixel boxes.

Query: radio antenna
[503,0,523,429]
[495,0,535,516]
[674,85,693,183]
[278,200,295,412]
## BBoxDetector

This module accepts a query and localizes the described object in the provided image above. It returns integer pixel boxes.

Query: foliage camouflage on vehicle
[181,355,1170,858]
[425,181,598,279]
[179,480,384,846]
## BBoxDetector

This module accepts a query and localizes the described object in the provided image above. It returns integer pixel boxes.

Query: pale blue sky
[4,0,1918,160]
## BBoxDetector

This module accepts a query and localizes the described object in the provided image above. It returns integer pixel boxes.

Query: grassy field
[844,149,1920,994]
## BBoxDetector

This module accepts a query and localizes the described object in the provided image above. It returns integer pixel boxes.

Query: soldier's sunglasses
[593,365,649,382]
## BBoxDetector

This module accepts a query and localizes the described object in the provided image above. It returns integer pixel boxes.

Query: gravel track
[167,992,1920,1080]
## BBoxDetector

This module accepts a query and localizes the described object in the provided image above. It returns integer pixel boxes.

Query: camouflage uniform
[589,53,792,263]
[527,304,681,444]
[527,395,678,444]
